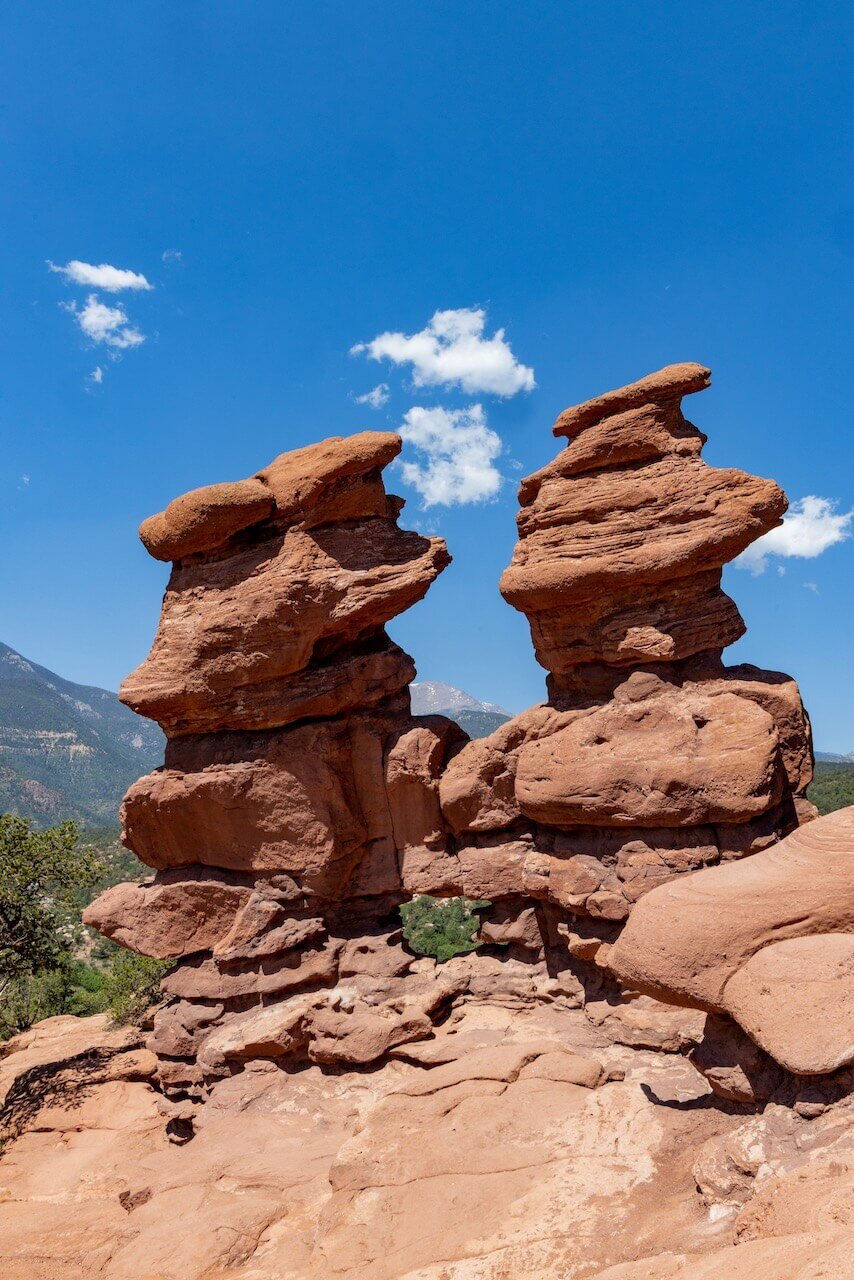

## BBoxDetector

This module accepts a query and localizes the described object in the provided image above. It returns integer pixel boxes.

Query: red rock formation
[503,363,782,681]
[440,363,813,938]
[86,365,827,1098]
[86,431,466,1092]
[610,806,854,1077]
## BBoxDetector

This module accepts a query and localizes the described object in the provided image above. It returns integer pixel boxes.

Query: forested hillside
[808,761,854,816]
[0,643,163,826]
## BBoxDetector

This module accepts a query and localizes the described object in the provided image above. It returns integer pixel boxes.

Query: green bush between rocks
[399,894,491,963]
[100,950,169,1025]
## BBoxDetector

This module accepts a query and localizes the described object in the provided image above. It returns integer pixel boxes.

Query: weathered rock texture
[85,365,832,1101]
[611,805,854,1078]
[1,1006,852,1280]
[439,364,814,945]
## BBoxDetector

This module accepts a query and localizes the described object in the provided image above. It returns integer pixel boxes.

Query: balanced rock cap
[552,362,711,438]
[139,478,275,563]
[255,431,401,518]
[139,430,402,562]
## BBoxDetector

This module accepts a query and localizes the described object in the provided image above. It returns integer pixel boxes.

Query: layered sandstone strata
[502,363,778,681]
[438,364,814,937]
[87,432,471,1092]
[87,365,832,1097]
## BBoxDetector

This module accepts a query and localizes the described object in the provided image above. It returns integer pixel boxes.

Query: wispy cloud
[736,496,853,574]
[397,404,502,507]
[352,307,535,397]
[88,366,104,386]
[48,260,152,292]
[804,581,820,594]
[161,249,182,263]
[354,383,390,409]
[64,295,145,349]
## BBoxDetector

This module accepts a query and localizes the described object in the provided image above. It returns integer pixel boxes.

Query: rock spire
[86,365,840,1102]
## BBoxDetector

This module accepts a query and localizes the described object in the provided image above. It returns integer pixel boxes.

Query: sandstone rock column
[86,365,822,1095]
[438,363,814,934]
[86,431,464,1093]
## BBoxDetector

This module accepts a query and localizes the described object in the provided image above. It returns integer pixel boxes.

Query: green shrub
[0,815,102,994]
[63,961,109,1016]
[0,968,72,1039]
[0,813,171,1038]
[399,894,490,963]
[0,958,109,1040]
[101,951,169,1025]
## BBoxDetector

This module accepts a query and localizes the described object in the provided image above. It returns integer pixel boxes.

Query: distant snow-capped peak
[410,681,510,718]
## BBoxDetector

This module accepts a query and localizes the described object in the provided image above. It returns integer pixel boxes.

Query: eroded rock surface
[0,1005,851,1280]
[610,806,854,1076]
[84,371,830,1114]
[10,366,854,1276]
[83,371,824,1100]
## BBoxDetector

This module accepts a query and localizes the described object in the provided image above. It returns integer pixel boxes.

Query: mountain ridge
[410,680,511,738]
[0,642,164,826]
[410,681,510,717]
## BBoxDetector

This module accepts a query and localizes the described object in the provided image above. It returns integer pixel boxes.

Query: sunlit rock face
[86,366,829,1098]
[87,429,467,1092]
[441,363,813,945]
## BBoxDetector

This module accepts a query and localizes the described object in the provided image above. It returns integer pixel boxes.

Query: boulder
[83,869,253,959]
[609,807,854,1016]
[551,361,711,436]
[255,430,401,521]
[119,712,406,892]
[690,1013,784,1104]
[515,677,785,828]
[384,715,466,852]
[139,478,275,562]
[722,934,854,1075]
[139,431,402,564]
[439,704,576,833]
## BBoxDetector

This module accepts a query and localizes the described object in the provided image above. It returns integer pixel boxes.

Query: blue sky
[1,2,852,749]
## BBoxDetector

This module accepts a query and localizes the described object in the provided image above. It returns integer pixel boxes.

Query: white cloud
[354,383,390,409]
[161,249,182,263]
[736,496,853,574]
[88,366,104,385]
[352,307,535,397]
[397,404,503,507]
[804,581,820,594]
[48,259,152,291]
[64,294,145,349]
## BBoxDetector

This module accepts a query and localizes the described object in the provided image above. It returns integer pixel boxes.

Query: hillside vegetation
[0,818,161,1041]
[808,761,854,816]
[0,642,163,827]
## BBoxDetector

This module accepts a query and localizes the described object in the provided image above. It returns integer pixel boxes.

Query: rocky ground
[1,987,851,1280]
